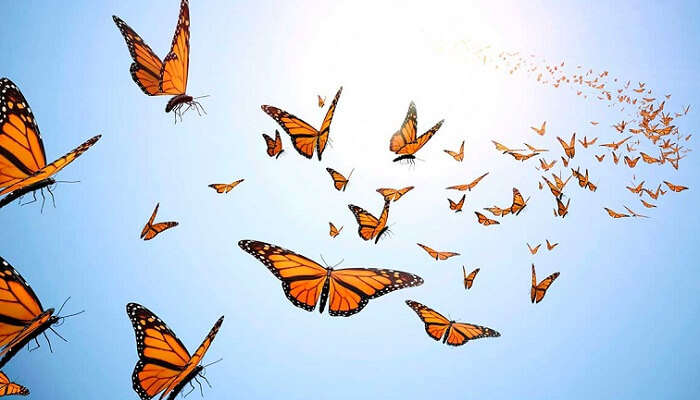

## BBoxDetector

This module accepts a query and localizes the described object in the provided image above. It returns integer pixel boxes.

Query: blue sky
[1,0,699,398]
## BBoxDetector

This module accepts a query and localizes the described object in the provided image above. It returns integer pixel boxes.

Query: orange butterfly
[463,267,480,290]
[594,154,605,162]
[538,158,557,171]
[663,181,688,192]
[599,136,631,151]
[376,186,414,202]
[417,243,460,260]
[560,156,570,167]
[113,0,204,118]
[530,121,546,136]
[444,140,464,162]
[491,140,525,153]
[0,78,101,209]
[612,151,620,165]
[127,303,223,400]
[475,212,500,226]
[524,143,548,153]
[405,300,500,346]
[140,203,179,240]
[604,207,629,218]
[262,87,342,160]
[326,168,353,191]
[626,181,645,195]
[348,200,390,243]
[446,172,489,191]
[555,197,571,218]
[329,222,343,238]
[262,130,284,159]
[556,133,576,158]
[640,199,656,208]
[0,371,28,396]
[640,152,661,164]
[208,179,244,194]
[578,136,597,148]
[507,151,539,161]
[509,188,529,215]
[546,239,558,250]
[590,121,599,125]
[571,168,596,192]
[531,264,559,304]
[239,240,423,316]
[448,194,465,212]
[623,206,649,218]
[389,102,444,162]
[527,243,541,255]
[317,95,326,108]
[483,206,511,217]
[624,155,640,168]
[613,120,627,133]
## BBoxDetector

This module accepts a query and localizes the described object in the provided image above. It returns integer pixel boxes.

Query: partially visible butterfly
[348,200,390,243]
[448,194,465,212]
[623,206,649,218]
[507,151,539,161]
[238,240,423,316]
[317,95,326,108]
[491,140,525,154]
[127,303,223,400]
[329,222,343,238]
[389,101,444,162]
[262,130,284,159]
[604,207,629,218]
[524,143,548,153]
[444,140,464,162]
[624,155,640,168]
[376,186,414,202]
[326,168,353,192]
[446,172,489,191]
[556,133,576,158]
[527,243,541,255]
[417,243,460,260]
[475,212,500,226]
[531,264,559,304]
[405,300,500,346]
[0,78,101,209]
[208,179,244,194]
[555,197,571,218]
[483,206,511,217]
[463,267,480,290]
[545,239,558,250]
[509,188,529,215]
[530,121,546,136]
[140,203,179,240]
[262,86,342,160]
[0,371,28,396]
[663,181,688,192]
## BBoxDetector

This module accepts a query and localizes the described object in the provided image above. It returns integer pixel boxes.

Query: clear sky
[1,0,699,399]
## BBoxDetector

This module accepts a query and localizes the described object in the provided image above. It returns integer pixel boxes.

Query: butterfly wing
[0,371,29,396]
[464,267,479,289]
[112,16,166,96]
[160,0,190,95]
[140,204,179,240]
[417,243,437,259]
[390,102,417,154]
[445,322,501,346]
[475,212,499,226]
[409,119,444,155]
[326,168,348,191]
[405,300,450,341]
[316,87,343,160]
[531,264,560,303]
[261,106,318,159]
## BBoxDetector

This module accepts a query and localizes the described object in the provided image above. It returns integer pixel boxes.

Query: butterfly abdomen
[166,365,204,400]
[318,270,333,314]
[0,178,55,208]
[165,94,193,113]
[0,310,58,369]
[392,154,416,163]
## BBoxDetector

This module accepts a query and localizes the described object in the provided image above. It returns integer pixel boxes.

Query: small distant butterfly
[530,121,546,136]
[560,156,570,167]
[389,101,444,162]
[663,181,688,192]
[531,264,559,304]
[140,203,179,240]
[604,207,629,219]
[317,95,326,108]
[348,200,390,243]
[326,168,353,191]
[262,130,284,159]
[376,186,414,202]
[405,300,500,346]
[624,155,640,168]
[0,371,28,396]
[448,194,465,212]
[463,267,480,290]
[527,243,541,255]
[556,133,576,158]
[208,179,244,194]
[475,212,500,226]
[594,154,605,162]
[329,222,343,238]
[507,151,539,161]
[555,197,571,218]
[509,188,529,215]
[416,243,460,260]
[446,172,489,191]
[545,239,558,250]
[444,140,464,162]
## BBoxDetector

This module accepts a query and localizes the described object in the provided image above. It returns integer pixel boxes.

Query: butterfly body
[0,178,54,209]
[405,300,500,346]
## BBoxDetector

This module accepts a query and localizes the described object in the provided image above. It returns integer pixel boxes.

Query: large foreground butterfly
[141,203,179,240]
[0,78,101,209]
[261,87,343,160]
[127,303,223,400]
[531,264,559,304]
[113,0,204,119]
[0,372,28,396]
[405,300,500,346]
[238,240,423,316]
[389,101,444,162]
[348,200,390,243]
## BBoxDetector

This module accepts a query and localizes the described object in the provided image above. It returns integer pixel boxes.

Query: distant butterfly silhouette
[527,243,541,255]
[262,130,284,159]
[530,121,546,136]
[389,102,444,162]
[317,95,326,108]
[405,300,500,346]
[348,201,390,243]
[326,168,353,191]
[556,133,576,158]
[531,264,559,303]
[509,188,529,215]
[376,186,414,202]
[208,179,244,194]
[463,267,480,290]
[545,239,558,250]
[0,371,28,396]
[141,203,179,240]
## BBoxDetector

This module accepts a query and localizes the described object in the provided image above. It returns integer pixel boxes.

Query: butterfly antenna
[347,168,355,180]
[54,180,81,184]
[202,358,223,369]
[331,259,344,269]
[56,296,71,316]
[49,327,68,343]
[193,94,210,100]
[319,254,330,268]
[58,310,85,320]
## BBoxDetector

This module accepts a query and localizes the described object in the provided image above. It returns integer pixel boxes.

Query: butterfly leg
[194,376,204,396]
[183,382,195,398]
[199,374,212,389]
[28,337,41,352]
[40,189,46,214]
[47,185,57,208]
[43,332,54,353]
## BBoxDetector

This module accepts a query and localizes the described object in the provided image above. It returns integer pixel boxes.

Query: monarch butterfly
[599,136,631,151]
[604,207,629,218]
[611,151,620,165]
[475,211,499,226]
[416,243,460,260]
[640,152,661,164]
[141,203,179,240]
[447,194,465,212]
[0,78,101,209]
[325,168,353,191]
[555,197,570,218]
[571,168,596,192]
[113,0,204,119]
[556,133,576,158]
[126,303,223,400]
[538,158,556,171]
[329,222,343,238]
[545,239,558,250]
[262,130,284,159]
[594,154,605,162]
[623,206,648,218]
[531,264,559,304]
[524,143,548,153]
[578,136,597,148]
[624,155,640,168]
[530,121,546,136]
[463,267,480,290]
[483,206,510,217]
[404,300,500,346]
[238,240,423,316]
[590,121,599,125]
[446,172,489,191]
[376,186,414,202]
[643,185,664,200]
[348,200,390,243]
[613,120,627,133]
[560,156,569,167]
[509,188,529,215]
[507,151,538,161]
[491,140,525,154]
[527,243,541,255]
[389,101,444,162]
[0,371,28,396]
[538,181,543,190]
[208,179,244,194]
[443,140,464,162]
[317,95,326,108]
[663,181,688,192]
[262,87,342,161]
[640,198,656,208]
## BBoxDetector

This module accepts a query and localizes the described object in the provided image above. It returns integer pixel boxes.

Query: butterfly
[448,194,465,212]
[262,86,342,160]
[0,371,28,396]
[590,121,599,125]
[538,158,557,171]
[546,239,558,250]
[475,212,500,226]
[483,206,511,217]
[560,156,570,167]
[509,188,529,215]
[604,207,629,218]
[348,200,390,243]
[531,264,559,304]
[444,140,464,162]
[599,136,631,151]
[445,172,489,191]
[0,78,101,209]
[208,179,244,194]
[555,197,571,218]
[405,300,500,346]
[140,203,179,240]
[463,267,480,290]
[507,151,539,161]
[326,168,353,191]
[623,206,649,218]
[238,240,423,316]
[113,0,204,119]
[640,199,656,208]
[317,95,326,108]
[376,186,414,202]
[640,152,661,164]
[611,151,620,165]
[524,143,548,153]
[556,133,576,158]
[329,222,343,238]
[127,303,223,400]
[571,168,596,192]
[262,130,284,159]
[594,154,606,162]
[578,136,597,148]
[527,243,541,255]
[530,121,546,136]
[491,140,525,154]
[416,243,460,260]
[389,101,444,162]
[623,155,640,168]
[663,181,688,192]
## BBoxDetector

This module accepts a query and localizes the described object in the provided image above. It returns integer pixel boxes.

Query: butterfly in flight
[475,212,500,226]
[604,207,629,219]
[446,172,489,191]
[483,206,511,217]
[389,101,444,162]
[329,222,343,238]
[509,188,529,215]
[555,197,571,218]
[640,152,662,164]
[530,121,546,136]
[594,154,605,162]
[538,158,557,171]
[524,143,548,153]
[599,136,632,151]
[141,203,179,240]
[560,156,570,167]
[405,300,500,346]
[545,239,558,250]
[208,179,244,194]
[463,267,480,290]
[527,243,541,255]
[127,303,223,400]
[348,200,390,243]
[444,140,464,162]
[376,186,414,202]
[262,87,342,161]
[0,78,101,209]
[556,133,576,158]
[571,168,596,192]
[663,181,688,192]
[113,0,205,120]
[416,243,460,260]
[531,264,559,304]
[578,136,597,148]
[326,168,353,192]
[507,151,539,162]
[623,206,649,218]
[238,240,423,316]
[491,140,525,154]
[624,155,640,168]
[448,194,465,212]
[317,95,326,108]
[0,371,28,396]
[262,130,284,159]
[640,199,656,208]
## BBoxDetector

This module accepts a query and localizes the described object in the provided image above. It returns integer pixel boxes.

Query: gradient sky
[1,0,699,399]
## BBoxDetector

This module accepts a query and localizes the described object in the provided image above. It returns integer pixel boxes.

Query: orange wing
[530,121,546,136]
[262,130,284,158]
[208,178,244,194]
[507,151,539,161]
[663,181,688,192]
[510,188,529,215]
[390,102,444,160]
[527,243,541,255]
[376,186,414,202]
[446,172,489,191]
[594,154,605,162]
[0,372,28,396]
[531,264,560,303]
[140,203,179,240]
[483,206,510,217]
[416,243,460,260]
[348,201,390,243]
[448,194,465,212]
[624,156,640,168]
[546,240,558,250]
[444,140,464,161]
[475,212,500,226]
[405,300,500,346]
[556,133,576,158]
[329,222,343,238]
[317,95,326,108]
[326,168,353,191]
[555,198,571,217]
[463,267,480,290]
[604,207,629,219]
[404,300,450,341]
